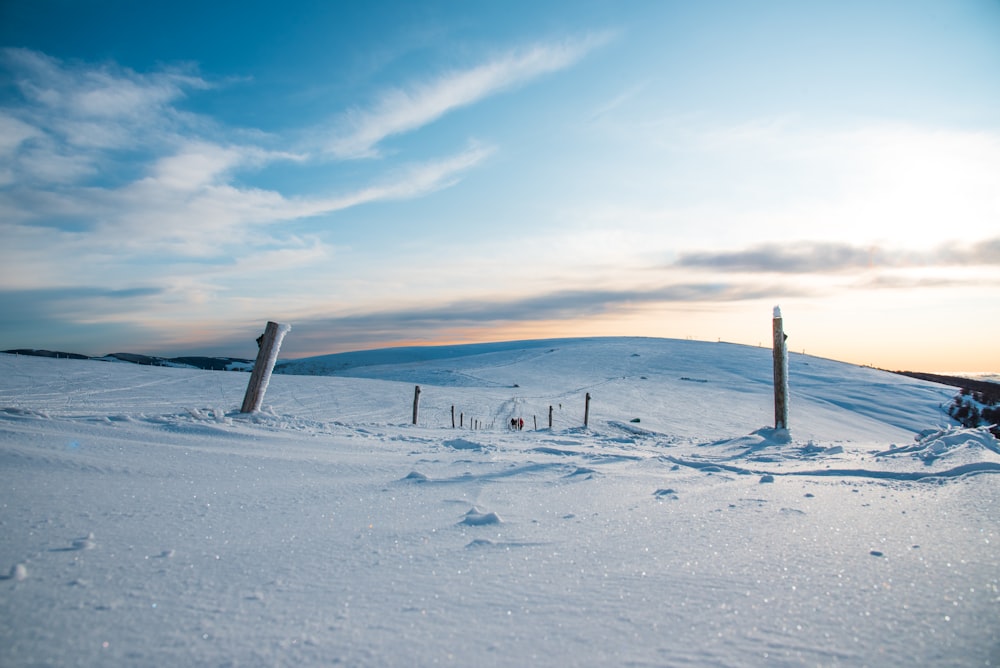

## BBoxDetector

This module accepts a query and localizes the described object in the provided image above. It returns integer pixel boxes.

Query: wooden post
[412,385,421,425]
[584,392,591,428]
[533,415,537,430]
[451,405,456,428]
[240,321,291,413]
[549,405,553,429]
[772,306,789,430]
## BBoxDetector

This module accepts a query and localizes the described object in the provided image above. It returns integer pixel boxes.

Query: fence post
[451,405,456,428]
[772,306,789,430]
[584,392,591,428]
[412,385,421,425]
[240,321,291,413]
[549,405,553,429]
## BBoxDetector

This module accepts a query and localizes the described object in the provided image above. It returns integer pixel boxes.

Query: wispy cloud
[0,286,165,353]
[677,242,879,273]
[936,238,1000,266]
[3,47,207,121]
[277,280,806,354]
[325,34,611,158]
[0,48,495,274]
[676,238,1000,273]
[0,47,210,177]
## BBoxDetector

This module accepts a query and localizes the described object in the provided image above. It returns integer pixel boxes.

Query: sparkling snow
[1,337,998,666]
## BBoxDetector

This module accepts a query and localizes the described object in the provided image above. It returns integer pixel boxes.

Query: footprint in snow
[0,563,28,581]
[466,538,497,548]
[51,533,96,552]
[465,538,542,550]
[443,439,492,452]
[72,533,97,550]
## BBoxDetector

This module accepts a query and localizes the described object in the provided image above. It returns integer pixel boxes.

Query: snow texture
[1,337,998,667]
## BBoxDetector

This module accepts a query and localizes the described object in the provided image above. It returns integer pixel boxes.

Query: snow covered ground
[1,337,998,667]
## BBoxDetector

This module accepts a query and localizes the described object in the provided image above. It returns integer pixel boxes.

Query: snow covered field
[1,337,998,667]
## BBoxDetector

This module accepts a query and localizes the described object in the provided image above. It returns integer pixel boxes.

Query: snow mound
[460,508,503,526]
[699,426,792,460]
[909,426,1000,463]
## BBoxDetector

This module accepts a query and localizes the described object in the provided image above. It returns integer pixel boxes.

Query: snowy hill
[1,337,998,667]
[277,337,954,443]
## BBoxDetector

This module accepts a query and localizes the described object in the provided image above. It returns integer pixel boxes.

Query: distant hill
[3,348,89,360]
[893,370,1000,403]
[3,349,253,372]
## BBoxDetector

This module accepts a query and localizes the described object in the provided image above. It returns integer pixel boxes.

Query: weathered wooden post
[772,306,789,430]
[549,405,553,429]
[451,405,456,428]
[240,321,291,413]
[533,415,537,430]
[412,385,421,425]
[584,392,591,428]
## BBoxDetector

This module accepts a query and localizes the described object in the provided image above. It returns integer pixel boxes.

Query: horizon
[1,1,998,373]
[6,332,1000,379]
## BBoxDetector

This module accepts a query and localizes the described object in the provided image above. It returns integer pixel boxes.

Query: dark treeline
[3,349,251,371]
[893,371,1000,404]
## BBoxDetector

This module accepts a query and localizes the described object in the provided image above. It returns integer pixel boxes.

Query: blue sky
[1,0,999,371]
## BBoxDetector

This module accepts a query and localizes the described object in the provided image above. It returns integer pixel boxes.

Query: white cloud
[0,47,496,272]
[309,142,495,211]
[0,38,565,336]
[0,48,213,192]
[4,47,206,122]
[0,112,42,154]
[326,34,610,158]
[145,141,303,192]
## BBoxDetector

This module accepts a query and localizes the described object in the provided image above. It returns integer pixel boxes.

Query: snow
[1,336,998,667]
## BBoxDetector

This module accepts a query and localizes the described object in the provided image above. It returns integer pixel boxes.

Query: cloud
[937,238,1000,266]
[677,242,879,273]
[0,48,213,197]
[3,47,206,119]
[81,141,493,254]
[0,47,495,268]
[0,286,165,352]
[277,280,806,354]
[854,275,967,290]
[306,142,494,212]
[325,34,610,158]
[675,238,1000,273]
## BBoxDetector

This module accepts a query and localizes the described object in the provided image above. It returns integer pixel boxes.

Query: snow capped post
[772,306,789,430]
[240,321,291,414]
[412,385,421,425]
